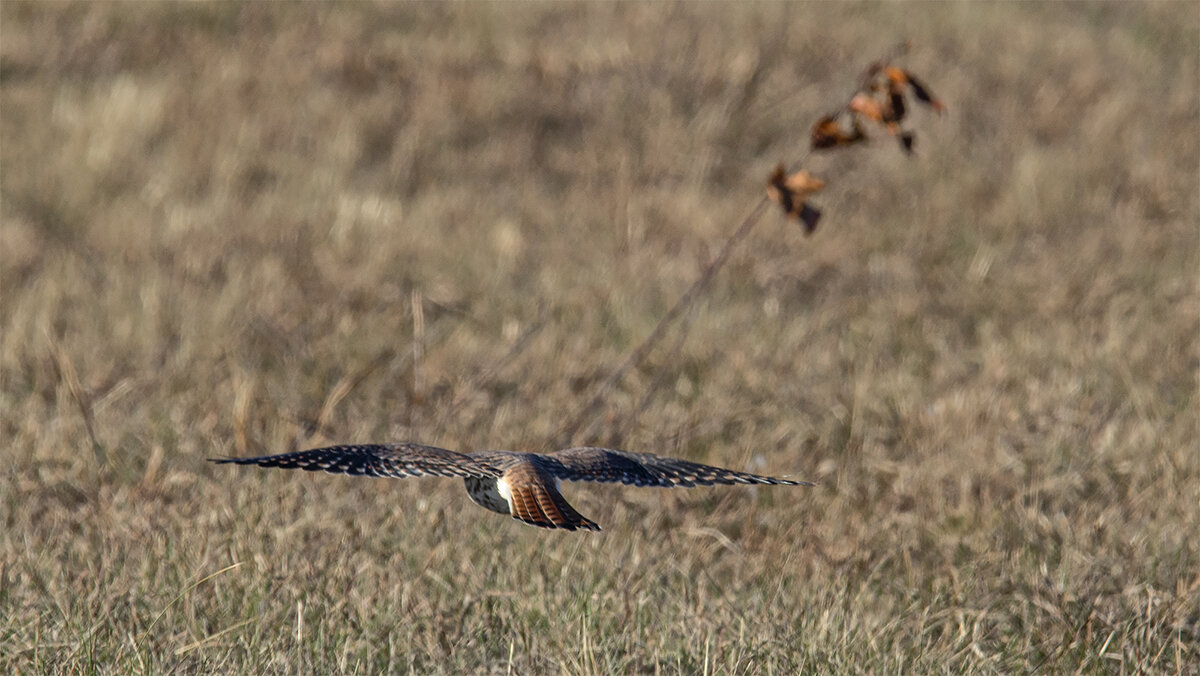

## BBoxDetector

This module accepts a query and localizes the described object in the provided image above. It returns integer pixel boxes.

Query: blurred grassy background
[2,2,1197,673]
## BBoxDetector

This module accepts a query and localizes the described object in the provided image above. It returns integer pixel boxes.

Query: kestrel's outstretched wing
[210,442,499,479]
[540,447,814,488]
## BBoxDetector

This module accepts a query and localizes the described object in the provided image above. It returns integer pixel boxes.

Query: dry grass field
[2,2,1198,673]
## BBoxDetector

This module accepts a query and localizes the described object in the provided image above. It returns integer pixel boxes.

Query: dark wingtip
[767,476,816,487]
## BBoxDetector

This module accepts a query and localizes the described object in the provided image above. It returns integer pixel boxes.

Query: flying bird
[211,443,811,532]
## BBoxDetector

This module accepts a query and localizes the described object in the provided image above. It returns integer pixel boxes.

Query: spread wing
[541,447,813,488]
[210,442,499,479]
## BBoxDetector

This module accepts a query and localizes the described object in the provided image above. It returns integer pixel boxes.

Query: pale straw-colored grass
[2,2,1196,673]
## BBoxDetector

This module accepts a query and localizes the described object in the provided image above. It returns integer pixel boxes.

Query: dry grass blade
[232,373,257,457]
[146,562,246,633]
[284,319,456,448]
[173,619,254,657]
[45,331,106,468]
[444,310,548,422]
[412,288,426,401]
[556,198,771,446]
[621,303,699,440]
[313,347,396,439]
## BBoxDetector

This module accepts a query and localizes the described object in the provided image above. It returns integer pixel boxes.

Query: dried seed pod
[884,66,946,113]
[848,93,886,123]
[811,114,868,150]
[766,164,825,234]
[849,93,910,152]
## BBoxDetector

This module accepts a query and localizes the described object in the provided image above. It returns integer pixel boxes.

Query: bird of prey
[211,443,811,532]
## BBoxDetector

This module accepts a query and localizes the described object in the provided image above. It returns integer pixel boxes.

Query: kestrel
[211,443,811,532]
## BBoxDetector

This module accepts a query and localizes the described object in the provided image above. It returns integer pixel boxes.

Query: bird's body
[211,443,811,532]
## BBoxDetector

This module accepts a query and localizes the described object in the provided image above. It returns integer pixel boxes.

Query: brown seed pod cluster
[770,47,944,234]
[567,44,944,443]
[813,59,946,155]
